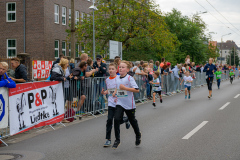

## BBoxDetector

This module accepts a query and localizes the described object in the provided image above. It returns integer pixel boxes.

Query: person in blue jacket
[0,62,16,88]
[203,58,217,99]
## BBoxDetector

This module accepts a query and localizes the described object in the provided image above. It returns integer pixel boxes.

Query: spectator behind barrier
[50,53,65,75]
[69,58,75,70]
[10,57,28,83]
[93,55,107,77]
[50,58,68,81]
[72,61,87,117]
[0,62,16,88]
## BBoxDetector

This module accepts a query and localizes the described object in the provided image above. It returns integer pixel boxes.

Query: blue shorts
[184,85,191,90]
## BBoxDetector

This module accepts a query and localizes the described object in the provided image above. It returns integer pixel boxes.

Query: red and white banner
[33,60,53,79]
[9,81,64,135]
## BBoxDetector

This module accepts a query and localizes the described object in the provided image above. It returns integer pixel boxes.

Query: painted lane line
[234,94,240,98]
[182,121,208,140]
[219,102,230,110]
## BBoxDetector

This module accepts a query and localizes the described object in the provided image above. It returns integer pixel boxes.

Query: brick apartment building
[0,0,92,62]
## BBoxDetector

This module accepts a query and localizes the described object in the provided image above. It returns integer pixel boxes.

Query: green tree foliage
[164,9,209,64]
[226,48,239,66]
[73,0,178,60]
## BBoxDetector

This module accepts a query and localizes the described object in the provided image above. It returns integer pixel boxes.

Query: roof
[217,40,240,50]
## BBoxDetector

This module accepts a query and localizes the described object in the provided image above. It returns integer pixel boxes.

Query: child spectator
[0,62,16,88]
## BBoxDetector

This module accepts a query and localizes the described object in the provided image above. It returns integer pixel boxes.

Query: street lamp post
[221,33,231,65]
[89,1,98,61]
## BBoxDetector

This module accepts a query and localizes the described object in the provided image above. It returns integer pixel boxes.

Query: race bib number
[108,88,115,96]
[153,87,159,91]
[231,76,234,78]
[217,75,221,78]
[117,90,128,98]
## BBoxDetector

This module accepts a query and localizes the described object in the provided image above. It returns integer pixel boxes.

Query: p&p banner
[9,81,64,135]
[0,87,9,129]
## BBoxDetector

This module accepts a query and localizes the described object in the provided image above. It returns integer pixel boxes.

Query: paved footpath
[1,79,240,160]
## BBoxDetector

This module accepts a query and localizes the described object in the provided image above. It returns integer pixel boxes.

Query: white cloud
[155,0,240,46]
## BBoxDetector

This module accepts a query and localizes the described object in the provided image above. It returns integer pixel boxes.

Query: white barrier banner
[9,81,64,135]
[0,88,8,129]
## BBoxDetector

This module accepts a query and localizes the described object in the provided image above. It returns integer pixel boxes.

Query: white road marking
[182,121,208,140]
[234,94,240,98]
[219,102,230,110]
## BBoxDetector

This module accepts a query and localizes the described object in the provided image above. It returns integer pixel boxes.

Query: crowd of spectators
[1,53,239,123]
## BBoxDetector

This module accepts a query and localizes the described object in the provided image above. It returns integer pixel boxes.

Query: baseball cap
[167,62,171,66]
[96,55,102,59]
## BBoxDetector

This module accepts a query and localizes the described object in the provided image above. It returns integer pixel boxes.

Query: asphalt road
[1,79,240,160]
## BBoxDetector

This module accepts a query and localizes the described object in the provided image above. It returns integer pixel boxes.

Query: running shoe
[103,140,111,147]
[125,121,130,129]
[185,95,187,99]
[160,99,162,103]
[135,132,142,146]
[152,103,156,107]
[112,140,121,149]
[188,95,190,99]
[208,96,211,99]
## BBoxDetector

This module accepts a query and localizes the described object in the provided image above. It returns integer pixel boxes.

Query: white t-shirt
[133,66,141,80]
[152,78,161,91]
[106,76,118,108]
[183,76,193,86]
[116,74,138,110]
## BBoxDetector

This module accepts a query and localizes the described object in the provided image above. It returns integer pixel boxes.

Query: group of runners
[101,58,235,150]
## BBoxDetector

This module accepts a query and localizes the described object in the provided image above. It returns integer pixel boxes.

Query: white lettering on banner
[0,88,8,129]
[9,82,64,135]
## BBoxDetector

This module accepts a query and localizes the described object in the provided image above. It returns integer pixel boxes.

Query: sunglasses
[97,58,101,60]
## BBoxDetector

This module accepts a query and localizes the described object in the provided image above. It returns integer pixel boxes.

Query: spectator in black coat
[10,57,28,83]
[93,55,107,77]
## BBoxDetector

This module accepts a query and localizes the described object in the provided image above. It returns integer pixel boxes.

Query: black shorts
[154,90,161,95]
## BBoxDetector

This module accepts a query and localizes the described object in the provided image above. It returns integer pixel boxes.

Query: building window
[69,9,71,21]
[6,3,16,22]
[62,7,66,25]
[55,40,59,58]
[7,39,17,58]
[75,11,79,24]
[62,41,66,56]
[81,12,85,22]
[69,43,71,56]
[76,43,79,57]
[81,44,85,52]
[54,4,59,24]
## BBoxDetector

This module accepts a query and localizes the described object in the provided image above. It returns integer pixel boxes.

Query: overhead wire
[194,0,240,37]
[205,0,240,33]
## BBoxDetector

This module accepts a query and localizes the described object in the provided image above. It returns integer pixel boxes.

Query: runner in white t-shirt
[150,71,162,107]
[101,63,130,148]
[180,71,193,99]
[112,61,141,149]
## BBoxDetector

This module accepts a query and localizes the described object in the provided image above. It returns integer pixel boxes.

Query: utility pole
[234,45,236,66]
[71,0,75,59]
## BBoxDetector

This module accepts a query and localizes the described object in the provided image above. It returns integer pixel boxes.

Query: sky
[155,0,240,46]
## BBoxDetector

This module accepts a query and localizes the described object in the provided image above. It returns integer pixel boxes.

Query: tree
[226,48,239,66]
[71,0,178,60]
[164,9,209,64]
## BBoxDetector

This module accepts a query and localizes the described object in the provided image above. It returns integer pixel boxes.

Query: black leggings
[206,77,213,91]
[114,105,141,142]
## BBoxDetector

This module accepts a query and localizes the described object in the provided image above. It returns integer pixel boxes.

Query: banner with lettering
[0,88,8,129]
[9,81,64,135]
